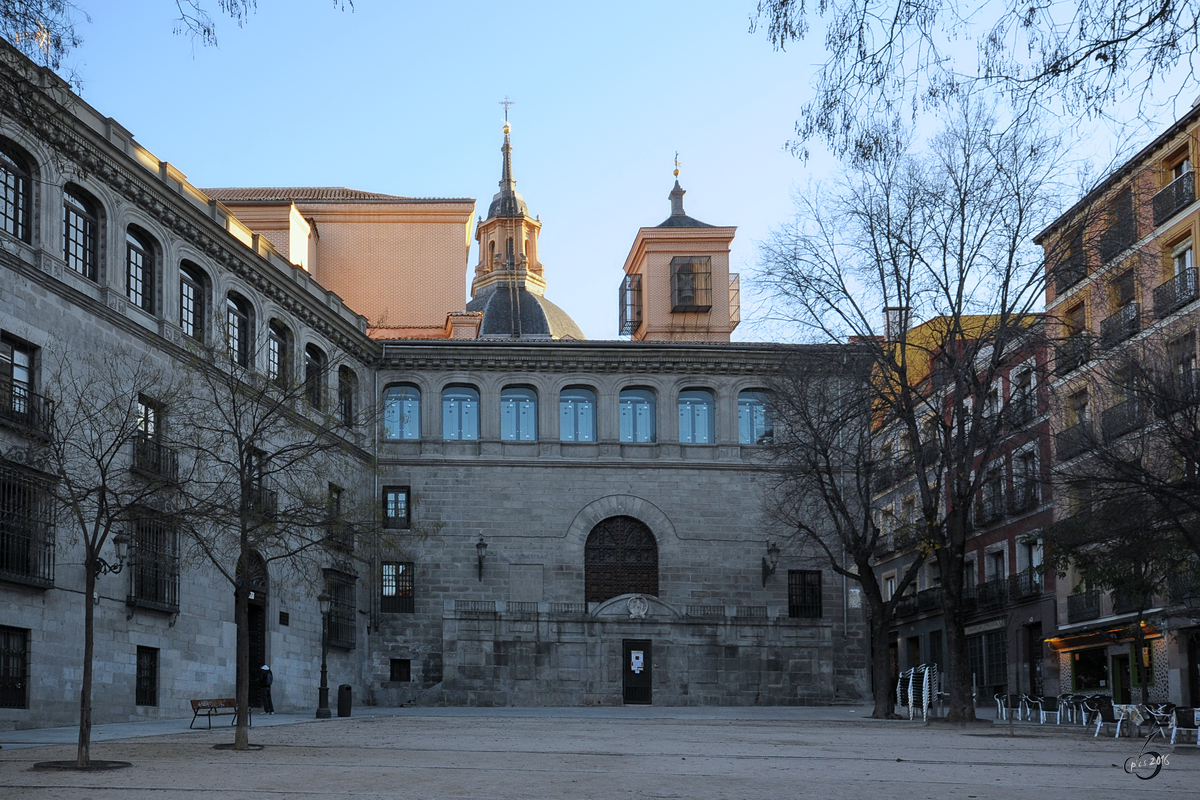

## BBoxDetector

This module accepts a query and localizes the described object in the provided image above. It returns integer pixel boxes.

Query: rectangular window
[135,646,158,707]
[1013,449,1039,511]
[0,461,56,587]
[0,335,44,432]
[129,514,179,612]
[383,486,410,529]
[381,562,414,613]
[390,658,411,682]
[787,570,822,618]
[326,485,352,552]
[63,191,97,281]
[325,570,356,649]
[1073,647,1109,691]
[670,256,713,312]
[126,233,154,313]
[0,626,28,709]
[180,270,203,341]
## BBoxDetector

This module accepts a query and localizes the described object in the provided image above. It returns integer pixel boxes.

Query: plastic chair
[1171,707,1199,745]
[1089,700,1123,737]
[1035,695,1060,724]
[1139,704,1170,738]
[1020,694,1039,721]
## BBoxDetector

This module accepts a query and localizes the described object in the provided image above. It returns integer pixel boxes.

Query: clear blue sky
[63,1,1191,341]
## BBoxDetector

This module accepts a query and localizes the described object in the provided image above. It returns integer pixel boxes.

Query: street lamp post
[316,591,331,719]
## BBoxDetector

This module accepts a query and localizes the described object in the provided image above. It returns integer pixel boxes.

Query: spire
[669,180,686,218]
[487,100,529,219]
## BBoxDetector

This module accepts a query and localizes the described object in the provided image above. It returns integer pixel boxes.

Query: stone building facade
[0,42,868,729]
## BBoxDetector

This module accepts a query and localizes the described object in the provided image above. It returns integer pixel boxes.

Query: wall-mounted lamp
[94,531,131,577]
[476,536,489,582]
[761,540,781,587]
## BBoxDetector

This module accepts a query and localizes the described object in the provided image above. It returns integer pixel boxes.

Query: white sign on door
[631,650,644,674]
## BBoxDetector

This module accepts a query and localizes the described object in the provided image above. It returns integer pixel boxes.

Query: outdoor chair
[1139,705,1170,739]
[1171,708,1199,745]
[1020,694,1039,721]
[1089,700,1123,737]
[1034,695,1060,724]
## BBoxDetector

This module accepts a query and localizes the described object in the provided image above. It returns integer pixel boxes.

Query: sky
[59,1,1196,342]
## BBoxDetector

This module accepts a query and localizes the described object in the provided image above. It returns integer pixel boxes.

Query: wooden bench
[189,698,252,729]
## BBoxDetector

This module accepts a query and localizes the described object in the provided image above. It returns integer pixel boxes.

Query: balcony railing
[1099,302,1139,348]
[967,579,1008,613]
[131,434,179,483]
[0,379,53,436]
[1005,398,1036,427]
[1098,217,1137,264]
[1008,568,1042,601]
[916,586,942,612]
[1067,590,1101,623]
[246,485,278,518]
[1101,398,1145,441]
[1153,170,1196,227]
[1111,590,1148,616]
[1153,268,1199,318]
[0,463,56,588]
[893,593,918,618]
[1053,257,1087,294]
[1056,421,1094,461]
[1155,369,1200,415]
[873,463,894,493]
[1055,336,1091,375]
[1010,483,1039,513]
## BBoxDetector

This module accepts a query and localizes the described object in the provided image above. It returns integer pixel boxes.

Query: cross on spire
[499,95,515,123]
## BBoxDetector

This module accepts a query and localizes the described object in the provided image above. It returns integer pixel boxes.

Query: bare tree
[759,98,1063,721]
[32,344,187,767]
[174,345,374,750]
[766,347,925,718]
[751,0,1200,157]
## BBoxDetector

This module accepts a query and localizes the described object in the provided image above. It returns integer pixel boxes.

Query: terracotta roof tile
[201,187,473,204]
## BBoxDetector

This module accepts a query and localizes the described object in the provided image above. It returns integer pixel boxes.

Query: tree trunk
[1134,614,1150,706]
[234,578,250,749]
[76,556,96,767]
[866,605,896,719]
[939,540,977,723]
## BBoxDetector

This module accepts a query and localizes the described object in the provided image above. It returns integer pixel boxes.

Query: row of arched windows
[382,385,773,445]
[0,138,360,426]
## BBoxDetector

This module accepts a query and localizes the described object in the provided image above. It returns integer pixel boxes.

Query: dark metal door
[247,602,266,707]
[623,639,652,705]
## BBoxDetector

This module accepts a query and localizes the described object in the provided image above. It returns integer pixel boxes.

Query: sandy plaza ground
[1,705,1198,799]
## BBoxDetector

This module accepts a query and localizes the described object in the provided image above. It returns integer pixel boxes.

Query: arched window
[305,343,327,409]
[678,388,715,444]
[267,320,291,386]
[738,390,773,445]
[500,386,537,441]
[383,385,421,440]
[559,386,596,442]
[63,185,99,281]
[179,262,208,342]
[337,366,357,426]
[584,516,658,603]
[125,227,156,313]
[226,292,253,367]
[619,388,655,443]
[442,385,479,441]
[0,141,32,243]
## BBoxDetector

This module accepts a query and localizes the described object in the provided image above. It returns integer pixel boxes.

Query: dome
[466,283,585,340]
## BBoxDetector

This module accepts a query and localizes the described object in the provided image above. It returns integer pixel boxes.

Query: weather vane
[674,151,681,178]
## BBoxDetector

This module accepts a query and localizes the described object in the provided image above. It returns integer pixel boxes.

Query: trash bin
[337,684,352,717]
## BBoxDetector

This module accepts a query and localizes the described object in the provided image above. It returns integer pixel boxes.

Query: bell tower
[472,112,546,300]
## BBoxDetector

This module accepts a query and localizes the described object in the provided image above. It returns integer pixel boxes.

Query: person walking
[260,665,275,714]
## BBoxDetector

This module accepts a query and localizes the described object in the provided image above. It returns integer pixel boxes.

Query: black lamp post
[761,540,780,587]
[94,530,131,577]
[316,591,331,719]
[476,536,488,582]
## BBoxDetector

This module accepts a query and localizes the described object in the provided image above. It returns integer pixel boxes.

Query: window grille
[670,256,712,312]
[63,187,98,281]
[390,658,411,682]
[618,274,642,335]
[0,463,55,587]
[380,561,414,613]
[788,570,822,618]
[0,626,28,709]
[128,514,179,612]
[584,516,658,604]
[136,646,158,706]
[325,570,356,649]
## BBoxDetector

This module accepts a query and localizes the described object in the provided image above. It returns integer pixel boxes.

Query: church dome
[466,283,585,340]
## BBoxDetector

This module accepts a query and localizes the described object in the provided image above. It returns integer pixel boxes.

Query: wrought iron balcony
[916,586,942,612]
[1098,217,1137,264]
[246,485,278,518]
[1056,421,1094,461]
[1053,256,1087,294]
[1067,590,1101,623]
[1101,398,1145,441]
[131,433,179,483]
[967,579,1008,613]
[1008,568,1042,601]
[1054,336,1091,375]
[1005,398,1036,427]
[1111,590,1148,616]
[1153,268,1198,318]
[873,463,894,493]
[1099,302,1139,348]
[1156,369,1200,415]
[0,379,53,437]
[1009,483,1039,513]
[1153,170,1196,226]
[892,593,918,619]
